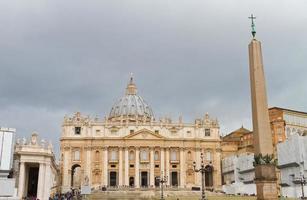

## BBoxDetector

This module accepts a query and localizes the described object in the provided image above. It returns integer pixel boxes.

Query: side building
[14,133,59,199]
[277,133,307,198]
[221,107,307,196]
[221,127,256,195]
[60,78,222,192]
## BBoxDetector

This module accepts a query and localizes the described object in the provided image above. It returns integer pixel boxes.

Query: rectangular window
[206,151,211,161]
[74,150,80,161]
[130,164,134,168]
[171,150,177,161]
[205,129,210,136]
[141,150,148,161]
[75,127,81,135]
[155,164,159,168]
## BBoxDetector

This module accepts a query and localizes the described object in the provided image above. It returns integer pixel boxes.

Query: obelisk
[248,15,278,200]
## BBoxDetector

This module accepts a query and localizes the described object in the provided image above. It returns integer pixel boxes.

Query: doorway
[71,164,81,188]
[27,167,39,197]
[171,171,178,186]
[109,171,117,186]
[155,176,160,187]
[141,171,148,187]
[205,165,213,187]
[129,177,134,187]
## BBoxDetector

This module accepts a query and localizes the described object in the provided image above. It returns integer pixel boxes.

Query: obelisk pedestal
[249,38,278,200]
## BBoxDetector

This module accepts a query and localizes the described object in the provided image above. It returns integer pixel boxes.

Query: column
[86,147,92,185]
[135,147,140,188]
[62,148,69,190]
[37,163,46,200]
[43,163,51,200]
[118,147,123,186]
[124,147,129,186]
[180,148,186,188]
[212,149,220,189]
[18,161,25,198]
[195,148,201,186]
[150,148,155,187]
[165,148,170,185]
[160,148,165,175]
[103,147,108,186]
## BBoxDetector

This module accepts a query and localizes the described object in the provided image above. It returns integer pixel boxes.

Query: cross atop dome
[126,73,137,95]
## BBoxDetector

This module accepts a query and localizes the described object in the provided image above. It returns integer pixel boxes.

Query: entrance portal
[141,171,148,187]
[109,171,117,187]
[129,177,134,187]
[155,176,160,187]
[205,165,213,187]
[71,164,81,188]
[171,171,178,186]
[27,167,39,197]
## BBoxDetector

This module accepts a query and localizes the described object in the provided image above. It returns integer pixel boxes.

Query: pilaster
[18,161,25,198]
[118,147,123,186]
[124,147,129,186]
[103,147,108,186]
[180,147,186,188]
[150,147,155,187]
[135,147,140,188]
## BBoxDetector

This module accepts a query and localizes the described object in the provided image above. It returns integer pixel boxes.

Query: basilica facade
[60,77,222,192]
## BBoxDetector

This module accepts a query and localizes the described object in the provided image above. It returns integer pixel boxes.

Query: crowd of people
[49,188,81,200]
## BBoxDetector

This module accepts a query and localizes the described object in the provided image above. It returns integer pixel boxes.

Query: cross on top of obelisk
[248,14,256,38]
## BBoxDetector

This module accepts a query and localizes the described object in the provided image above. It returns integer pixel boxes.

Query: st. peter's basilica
[60,77,222,192]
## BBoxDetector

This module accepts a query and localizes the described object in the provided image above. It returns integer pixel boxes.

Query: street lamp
[296,173,306,199]
[158,171,168,200]
[193,153,211,200]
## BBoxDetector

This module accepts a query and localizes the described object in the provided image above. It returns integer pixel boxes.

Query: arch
[71,164,81,188]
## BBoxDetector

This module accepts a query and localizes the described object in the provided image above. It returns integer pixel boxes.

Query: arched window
[154,151,159,161]
[141,150,148,161]
[187,151,192,160]
[95,150,100,161]
[171,150,177,161]
[129,150,135,161]
[74,150,80,161]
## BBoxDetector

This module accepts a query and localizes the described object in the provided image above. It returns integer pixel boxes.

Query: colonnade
[18,161,52,200]
[63,146,219,191]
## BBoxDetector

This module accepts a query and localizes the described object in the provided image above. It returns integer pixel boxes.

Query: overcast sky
[0,0,306,157]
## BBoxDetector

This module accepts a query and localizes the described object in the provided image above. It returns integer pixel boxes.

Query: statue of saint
[84,175,89,186]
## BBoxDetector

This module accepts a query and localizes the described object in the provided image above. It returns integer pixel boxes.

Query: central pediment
[123,128,165,140]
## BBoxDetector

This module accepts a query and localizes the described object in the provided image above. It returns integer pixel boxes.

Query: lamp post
[297,173,306,199]
[158,171,168,200]
[193,153,211,200]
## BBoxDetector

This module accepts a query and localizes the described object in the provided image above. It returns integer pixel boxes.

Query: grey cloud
[0,0,306,157]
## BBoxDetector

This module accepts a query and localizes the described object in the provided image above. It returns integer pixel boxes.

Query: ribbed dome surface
[108,77,154,120]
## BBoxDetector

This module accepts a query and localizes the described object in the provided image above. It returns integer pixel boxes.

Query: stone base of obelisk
[255,164,278,200]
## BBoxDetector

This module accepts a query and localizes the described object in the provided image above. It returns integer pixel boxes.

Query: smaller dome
[108,76,154,121]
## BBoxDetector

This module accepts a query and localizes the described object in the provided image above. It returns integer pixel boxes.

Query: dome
[108,77,154,121]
